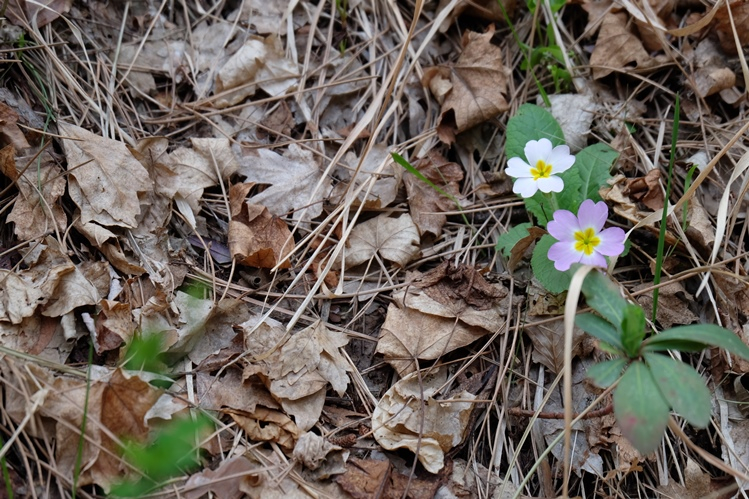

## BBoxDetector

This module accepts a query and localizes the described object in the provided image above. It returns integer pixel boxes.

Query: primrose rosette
[546,199,626,271]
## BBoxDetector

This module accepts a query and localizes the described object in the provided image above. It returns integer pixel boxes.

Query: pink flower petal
[536,175,564,193]
[547,145,575,173]
[525,138,552,167]
[506,157,532,178]
[596,227,626,256]
[513,177,539,198]
[579,251,608,268]
[577,200,608,232]
[548,241,582,271]
[547,209,580,241]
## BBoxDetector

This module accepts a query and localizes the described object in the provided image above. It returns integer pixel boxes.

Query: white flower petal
[506,157,533,178]
[536,175,564,193]
[547,145,575,173]
[512,177,539,198]
[524,138,552,167]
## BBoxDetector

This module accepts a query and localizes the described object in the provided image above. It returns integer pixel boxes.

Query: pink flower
[547,200,625,271]
[506,138,575,198]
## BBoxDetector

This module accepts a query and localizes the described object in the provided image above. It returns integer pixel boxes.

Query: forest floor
[1,0,749,497]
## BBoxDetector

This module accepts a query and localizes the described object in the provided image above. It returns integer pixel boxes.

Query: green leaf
[524,169,584,226]
[643,324,749,362]
[642,339,709,353]
[644,353,711,428]
[496,223,532,258]
[505,104,565,161]
[575,143,618,202]
[575,313,624,351]
[531,234,571,293]
[587,358,628,388]
[613,361,670,455]
[581,270,629,330]
[621,304,646,357]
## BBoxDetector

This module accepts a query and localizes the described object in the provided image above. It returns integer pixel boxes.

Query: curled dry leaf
[184,456,255,499]
[635,281,698,329]
[372,365,476,473]
[59,123,152,229]
[225,407,301,451]
[229,184,293,269]
[527,316,585,374]
[714,1,749,55]
[344,213,420,268]
[404,151,464,237]
[0,103,30,150]
[590,12,656,79]
[689,38,736,98]
[236,143,330,221]
[423,26,509,143]
[215,35,298,107]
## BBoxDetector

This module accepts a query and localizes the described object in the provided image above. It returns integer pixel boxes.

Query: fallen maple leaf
[344,213,421,268]
[235,143,330,222]
[423,26,510,143]
[59,123,152,229]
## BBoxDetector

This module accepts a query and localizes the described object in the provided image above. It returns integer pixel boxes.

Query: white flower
[506,138,575,198]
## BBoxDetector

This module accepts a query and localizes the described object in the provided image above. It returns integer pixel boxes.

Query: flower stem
[545,192,560,214]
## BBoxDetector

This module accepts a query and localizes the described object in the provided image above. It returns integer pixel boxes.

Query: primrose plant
[497,104,749,454]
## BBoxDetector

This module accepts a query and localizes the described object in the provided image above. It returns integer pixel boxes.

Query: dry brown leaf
[423,27,509,143]
[292,431,346,478]
[59,123,152,228]
[442,459,518,498]
[376,302,491,376]
[184,456,255,499]
[624,169,664,212]
[117,40,186,96]
[229,197,293,269]
[225,407,301,451]
[527,316,585,374]
[0,315,72,363]
[688,38,737,97]
[336,458,391,499]
[215,35,298,107]
[437,0,516,32]
[0,270,44,324]
[344,213,420,268]
[412,260,508,312]
[372,365,476,473]
[509,227,547,272]
[8,149,67,240]
[685,197,715,254]
[635,281,698,329]
[0,145,17,181]
[6,0,72,28]
[714,1,749,55]
[656,458,725,499]
[93,300,135,354]
[404,152,463,237]
[590,12,656,79]
[331,145,403,209]
[0,102,30,150]
[236,143,330,221]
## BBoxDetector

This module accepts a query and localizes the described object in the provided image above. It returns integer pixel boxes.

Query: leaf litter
[1,0,749,497]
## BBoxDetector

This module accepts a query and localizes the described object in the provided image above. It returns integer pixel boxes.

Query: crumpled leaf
[344,213,420,268]
[688,37,736,97]
[292,431,348,478]
[0,270,44,324]
[239,317,351,431]
[0,103,30,150]
[336,457,442,499]
[226,407,301,451]
[372,365,476,473]
[714,0,749,55]
[236,143,330,221]
[634,281,698,329]
[215,35,298,108]
[59,123,152,228]
[6,0,72,28]
[229,184,293,269]
[404,151,464,237]
[184,457,255,499]
[527,316,586,374]
[590,12,656,79]
[423,27,509,143]
[117,40,186,96]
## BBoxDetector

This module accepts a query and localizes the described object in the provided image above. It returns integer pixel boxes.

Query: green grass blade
[652,94,679,322]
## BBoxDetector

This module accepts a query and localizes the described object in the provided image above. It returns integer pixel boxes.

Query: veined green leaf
[575,143,618,202]
[581,270,629,330]
[587,358,628,388]
[531,235,571,293]
[613,361,670,455]
[644,352,711,428]
[575,313,624,351]
[643,324,749,362]
[621,304,646,357]
[505,104,565,161]
[496,223,532,258]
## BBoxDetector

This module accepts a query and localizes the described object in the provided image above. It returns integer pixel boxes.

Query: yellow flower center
[574,227,601,255]
[530,160,552,180]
